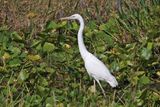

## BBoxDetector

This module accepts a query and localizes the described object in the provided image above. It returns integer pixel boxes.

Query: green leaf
[46,103,53,107]
[147,42,153,50]
[46,67,55,74]
[9,58,21,67]
[30,95,42,106]
[8,77,15,84]
[141,48,152,60]
[36,44,42,51]
[28,54,41,61]
[39,77,48,86]
[59,21,67,28]
[111,61,120,71]
[85,29,93,37]
[87,21,97,30]
[37,85,46,96]
[99,23,107,31]
[96,31,114,46]
[72,21,79,30]
[10,47,21,57]
[2,52,11,59]
[45,96,55,107]
[97,46,106,52]
[139,75,150,85]
[46,21,58,30]
[99,18,118,33]
[11,31,23,41]
[43,42,55,53]
[19,70,29,81]
[31,40,41,48]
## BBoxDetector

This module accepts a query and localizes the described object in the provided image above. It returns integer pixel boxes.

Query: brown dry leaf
[26,12,37,18]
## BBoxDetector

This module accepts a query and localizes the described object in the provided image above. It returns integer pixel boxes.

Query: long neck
[77,18,89,60]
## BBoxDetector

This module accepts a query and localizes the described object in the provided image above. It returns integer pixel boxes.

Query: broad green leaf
[30,95,42,105]
[46,67,55,74]
[46,21,58,30]
[43,42,55,53]
[39,77,48,86]
[28,54,41,61]
[20,51,27,58]
[97,46,106,52]
[72,21,79,30]
[37,85,45,92]
[46,103,53,107]
[10,47,21,57]
[2,52,10,60]
[96,31,114,46]
[45,96,55,107]
[99,18,118,33]
[59,21,67,27]
[19,70,29,81]
[36,44,42,51]
[9,58,21,67]
[85,29,93,37]
[111,61,120,71]
[87,21,97,30]
[141,48,152,60]
[119,61,127,69]
[139,75,150,85]
[99,23,107,31]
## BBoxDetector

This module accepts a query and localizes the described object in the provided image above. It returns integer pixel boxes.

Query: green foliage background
[0,0,160,107]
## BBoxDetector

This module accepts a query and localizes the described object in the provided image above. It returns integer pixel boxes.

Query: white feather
[84,53,118,87]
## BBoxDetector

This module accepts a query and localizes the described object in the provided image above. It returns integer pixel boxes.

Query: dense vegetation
[0,0,160,107]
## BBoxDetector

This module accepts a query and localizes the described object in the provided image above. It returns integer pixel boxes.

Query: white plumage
[84,52,118,87]
[61,14,118,97]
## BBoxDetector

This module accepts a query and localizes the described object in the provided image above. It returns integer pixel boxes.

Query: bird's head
[60,14,82,20]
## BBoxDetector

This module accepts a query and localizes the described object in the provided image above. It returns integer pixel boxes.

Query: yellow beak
[60,17,70,20]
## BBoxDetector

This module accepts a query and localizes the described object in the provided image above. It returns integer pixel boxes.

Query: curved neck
[77,17,89,60]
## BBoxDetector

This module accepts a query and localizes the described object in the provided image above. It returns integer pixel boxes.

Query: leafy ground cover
[0,0,160,107]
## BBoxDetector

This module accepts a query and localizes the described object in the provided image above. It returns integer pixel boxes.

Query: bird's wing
[84,53,118,87]
[84,53,111,80]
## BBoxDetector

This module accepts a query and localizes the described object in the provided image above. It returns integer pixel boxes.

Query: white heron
[60,14,118,97]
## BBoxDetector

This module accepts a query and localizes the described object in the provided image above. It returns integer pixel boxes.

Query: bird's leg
[95,79,106,98]
[93,79,96,95]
